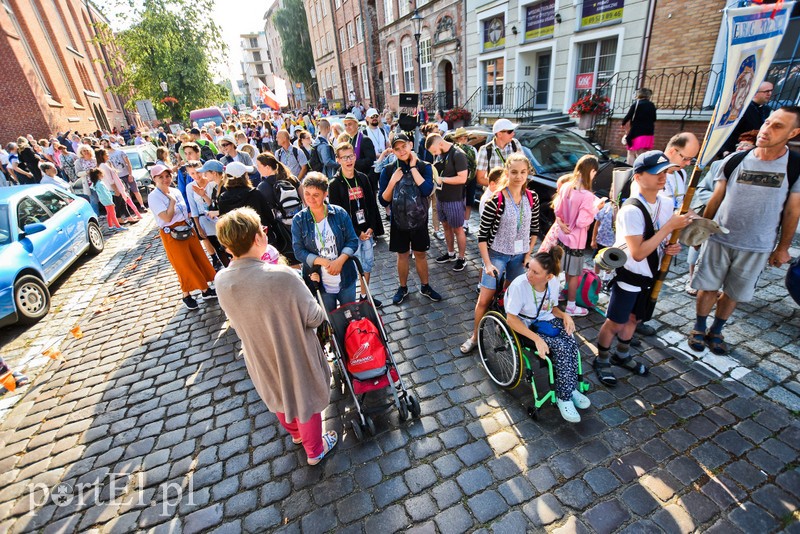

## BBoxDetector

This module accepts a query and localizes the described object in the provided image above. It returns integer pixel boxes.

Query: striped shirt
[478,190,540,251]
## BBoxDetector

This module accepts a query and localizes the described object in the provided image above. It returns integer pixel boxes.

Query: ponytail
[532,245,563,277]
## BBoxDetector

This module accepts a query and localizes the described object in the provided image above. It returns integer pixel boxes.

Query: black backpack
[723,148,800,189]
[307,144,323,173]
[273,179,303,224]
[197,140,216,162]
[391,164,430,230]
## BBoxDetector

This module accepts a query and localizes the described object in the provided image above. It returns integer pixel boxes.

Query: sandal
[307,430,338,466]
[704,332,728,355]
[611,354,649,376]
[688,329,706,352]
[593,359,618,387]
[292,437,303,445]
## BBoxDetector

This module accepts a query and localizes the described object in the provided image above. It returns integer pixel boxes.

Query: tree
[95,0,228,122]
[273,0,316,96]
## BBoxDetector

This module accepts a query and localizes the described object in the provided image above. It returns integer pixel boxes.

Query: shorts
[480,250,527,290]
[464,179,478,207]
[352,236,375,273]
[691,239,769,303]
[389,222,430,253]
[558,241,585,277]
[437,199,466,227]
[606,283,649,324]
[121,175,138,196]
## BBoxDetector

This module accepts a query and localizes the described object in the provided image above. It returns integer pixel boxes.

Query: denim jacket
[291,204,359,289]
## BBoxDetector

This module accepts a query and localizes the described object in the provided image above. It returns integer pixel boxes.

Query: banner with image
[580,0,623,29]
[698,2,795,167]
[525,0,555,41]
[483,15,505,51]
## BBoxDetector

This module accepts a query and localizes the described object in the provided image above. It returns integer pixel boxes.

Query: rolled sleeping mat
[594,247,627,271]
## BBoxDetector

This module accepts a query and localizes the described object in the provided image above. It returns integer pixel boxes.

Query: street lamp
[159,81,168,94]
[411,8,424,129]
[159,81,172,125]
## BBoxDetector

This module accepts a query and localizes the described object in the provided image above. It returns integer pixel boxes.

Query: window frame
[401,39,415,93]
[388,47,399,95]
[361,63,370,99]
[420,36,432,92]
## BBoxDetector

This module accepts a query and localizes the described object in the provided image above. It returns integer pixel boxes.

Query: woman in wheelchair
[504,247,591,423]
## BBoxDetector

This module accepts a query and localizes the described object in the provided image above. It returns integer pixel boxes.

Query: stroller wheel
[398,400,409,421]
[351,419,364,441]
[364,416,376,437]
[407,395,421,418]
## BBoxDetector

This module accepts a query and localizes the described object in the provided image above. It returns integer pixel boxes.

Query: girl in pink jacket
[553,155,605,317]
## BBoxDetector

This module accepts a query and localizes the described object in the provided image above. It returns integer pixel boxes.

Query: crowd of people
[3,97,799,457]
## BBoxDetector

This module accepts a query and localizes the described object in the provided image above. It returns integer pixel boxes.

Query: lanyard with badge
[638,193,666,255]
[341,171,366,225]
[505,187,526,254]
[312,210,334,258]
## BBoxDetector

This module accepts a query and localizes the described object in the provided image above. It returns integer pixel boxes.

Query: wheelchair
[476,272,590,419]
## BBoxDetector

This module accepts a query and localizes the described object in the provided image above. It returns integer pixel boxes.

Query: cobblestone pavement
[0,212,798,534]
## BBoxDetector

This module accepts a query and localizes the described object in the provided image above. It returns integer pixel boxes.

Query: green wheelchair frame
[477,281,590,419]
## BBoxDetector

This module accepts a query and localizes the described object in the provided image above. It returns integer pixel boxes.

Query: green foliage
[94,0,228,122]
[272,0,315,92]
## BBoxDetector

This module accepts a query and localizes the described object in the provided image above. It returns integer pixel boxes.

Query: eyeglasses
[757,89,774,94]
[339,155,356,161]
[676,150,696,163]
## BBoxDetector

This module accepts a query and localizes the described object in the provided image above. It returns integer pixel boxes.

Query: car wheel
[87,222,104,255]
[14,275,51,324]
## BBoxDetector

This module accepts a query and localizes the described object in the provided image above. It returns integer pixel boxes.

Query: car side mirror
[145,162,155,168]
[22,222,46,237]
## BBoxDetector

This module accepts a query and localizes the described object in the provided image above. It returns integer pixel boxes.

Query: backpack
[482,139,521,172]
[391,164,430,230]
[307,143,324,173]
[344,318,388,380]
[273,179,302,224]
[723,148,800,188]
[575,268,601,309]
[457,143,477,182]
[197,140,216,162]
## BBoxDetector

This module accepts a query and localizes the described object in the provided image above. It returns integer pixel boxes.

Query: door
[444,62,454,109]
[15,196,65,282]
[534,52,551,109]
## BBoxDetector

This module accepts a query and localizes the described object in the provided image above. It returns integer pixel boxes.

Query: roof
[0,184,52,203]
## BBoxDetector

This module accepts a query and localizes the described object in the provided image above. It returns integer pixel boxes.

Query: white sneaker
[565,304,589,317]
[557,398,581,423]
[434,231,445,240]
[460,337,477,354]
[597,293,610,305]
[571,390,591,410]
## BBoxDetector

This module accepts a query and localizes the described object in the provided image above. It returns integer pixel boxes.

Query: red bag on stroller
[344,318,388,380]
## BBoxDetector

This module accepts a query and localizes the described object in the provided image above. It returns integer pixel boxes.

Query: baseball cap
[343,113,359,122]
[190,127,201,135]
[149,164,170,177]
[492,118,518,135]
[225,161,253,177]
[392,133,411,147]
[198,160,224,173]
[218,135,235,146]
[366,108,379,118]
[633,150,680,175]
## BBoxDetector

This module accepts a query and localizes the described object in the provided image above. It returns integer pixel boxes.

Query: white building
[465,0,649,122]
[239,31,274,107]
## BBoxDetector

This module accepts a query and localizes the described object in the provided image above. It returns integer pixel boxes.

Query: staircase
[518,111,576,128]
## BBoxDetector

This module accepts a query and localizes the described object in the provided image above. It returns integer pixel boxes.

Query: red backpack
[344,318,387,379]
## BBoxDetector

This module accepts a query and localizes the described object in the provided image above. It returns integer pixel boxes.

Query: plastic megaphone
[594,247,627,271]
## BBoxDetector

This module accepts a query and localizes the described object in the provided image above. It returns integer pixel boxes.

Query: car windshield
[0,205,9,245]
[518,130,602,175]
[196,117,221,128]
[127,153,144,170]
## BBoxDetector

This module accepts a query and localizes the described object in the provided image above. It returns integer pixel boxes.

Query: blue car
[0,185,104,327]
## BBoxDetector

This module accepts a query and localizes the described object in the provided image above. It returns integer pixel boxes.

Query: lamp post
[411,9,423,113]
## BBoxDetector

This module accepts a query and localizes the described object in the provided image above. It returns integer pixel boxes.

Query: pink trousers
[276,412,323,458]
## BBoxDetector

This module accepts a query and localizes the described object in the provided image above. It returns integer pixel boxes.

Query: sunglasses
[220,143,232,147]
[502,130,515,134]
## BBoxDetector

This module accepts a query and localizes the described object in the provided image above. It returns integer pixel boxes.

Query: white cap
[366,108,379,118]
[225,161,254,177]
[492,118,519,135]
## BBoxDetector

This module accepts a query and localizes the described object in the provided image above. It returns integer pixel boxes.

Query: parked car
[460,124,628,230]
[189,107,226,129]
[0,185,104,327]
[121,144,157,204]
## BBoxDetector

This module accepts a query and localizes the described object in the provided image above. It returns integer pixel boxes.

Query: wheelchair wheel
[478,311,523,389]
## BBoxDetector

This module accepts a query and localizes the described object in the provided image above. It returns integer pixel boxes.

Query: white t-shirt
[614,195,673,292]
[663,169,687,210]
[313,217,341,293]
[365,126,388,154]
[505,275,560,326]
[187,182,218,236]
[437,120,449,134]
[149,187,189,229]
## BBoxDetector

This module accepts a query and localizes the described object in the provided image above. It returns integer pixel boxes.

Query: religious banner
[580,0,624,29]
[483,15,505,51]
[698,1,795,166]
[525,0,555,41]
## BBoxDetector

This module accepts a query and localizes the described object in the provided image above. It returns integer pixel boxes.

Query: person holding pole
[594,152,692,387]
[689,106,800,356]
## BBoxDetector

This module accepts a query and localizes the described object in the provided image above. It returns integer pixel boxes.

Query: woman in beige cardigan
[215,207,338,465]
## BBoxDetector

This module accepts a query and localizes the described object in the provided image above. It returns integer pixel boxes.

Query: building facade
[239,31,274,107]
[264,0,295,103]
[376,0,465,113]
[305,0,346,109]
[0,0,135,141]
[332,0,383,111]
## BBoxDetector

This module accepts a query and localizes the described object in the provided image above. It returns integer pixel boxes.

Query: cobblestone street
[0,213,798,534]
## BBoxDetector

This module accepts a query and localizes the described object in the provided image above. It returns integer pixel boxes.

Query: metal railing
[464,82,538,124]
[421,91,460,112]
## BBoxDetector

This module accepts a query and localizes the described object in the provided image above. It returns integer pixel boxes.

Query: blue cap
[198,160,224,173]
[633,150,680,175]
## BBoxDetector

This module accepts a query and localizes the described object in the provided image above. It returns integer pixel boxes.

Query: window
[361,64,370,99]
[482,14,505,51]
[256,64,265,75]
[3,0,51,95]
[401,38,415,92]
[345,69,354,96]
[483,57,505,108]
[384,0,394,24]
[17,197,50,228]
[322,0,327,15]
[46,0,77,50]
[253,51,262,62]
[315,1,321,23]
[335,0,340,8]
[347,22,356,48]
[420,37,432,92]
[327,34,333,53]
[249,37,258,48]
[36,191,70,214]
[388,46,399,95]
[309,4,316,25]
[576,37,618,97]
[398,0,410,17]
[339,28,347,51]
[356,16,364,42]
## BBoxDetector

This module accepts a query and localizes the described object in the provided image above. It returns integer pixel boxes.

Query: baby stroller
[477,272,590,419]
[318,258,421,440]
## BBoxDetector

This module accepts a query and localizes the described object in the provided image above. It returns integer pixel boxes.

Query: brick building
[0,0,135,142]
[332,0,383,111]
[305,0,345,110]
[376,0,465,113]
